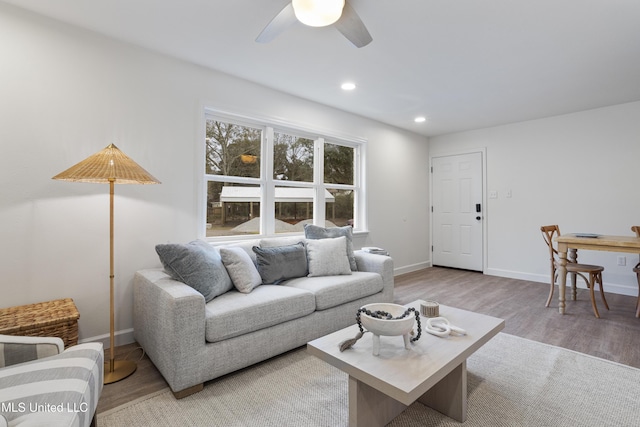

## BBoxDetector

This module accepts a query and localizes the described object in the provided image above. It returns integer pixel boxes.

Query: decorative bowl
[360,303,415,337]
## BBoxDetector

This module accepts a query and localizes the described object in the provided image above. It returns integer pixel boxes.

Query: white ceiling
[4,0,640,136]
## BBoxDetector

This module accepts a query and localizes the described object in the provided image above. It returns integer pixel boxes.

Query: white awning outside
[220,186,335,203]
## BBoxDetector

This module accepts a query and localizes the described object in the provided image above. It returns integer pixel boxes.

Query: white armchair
[0,334,103,427]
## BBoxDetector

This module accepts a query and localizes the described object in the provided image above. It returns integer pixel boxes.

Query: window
[324,143,356,228]
[203,111,365,239]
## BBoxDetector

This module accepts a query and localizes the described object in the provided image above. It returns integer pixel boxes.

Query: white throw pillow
[305,236,352,277]
[304,224,358,271]
[219,246,262,293]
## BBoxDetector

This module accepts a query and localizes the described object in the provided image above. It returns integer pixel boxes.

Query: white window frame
[200,109,367,241]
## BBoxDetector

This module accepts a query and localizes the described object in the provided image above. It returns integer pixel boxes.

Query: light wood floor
[98,267,640,413]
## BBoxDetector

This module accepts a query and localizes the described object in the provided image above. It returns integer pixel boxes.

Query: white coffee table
[307,302,504,427]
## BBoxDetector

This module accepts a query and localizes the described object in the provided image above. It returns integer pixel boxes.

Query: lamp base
[104,360,137,384]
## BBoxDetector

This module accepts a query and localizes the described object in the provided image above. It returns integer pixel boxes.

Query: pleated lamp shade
[52,144,160,185]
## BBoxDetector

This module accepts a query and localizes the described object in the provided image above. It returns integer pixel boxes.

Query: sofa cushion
[219,247,262,293]
[305,236,352,277]
[284,271,383,310]
[155,240,233,302]
[204,286,316,343]
[304,224,357,271]
[253,243,308,285]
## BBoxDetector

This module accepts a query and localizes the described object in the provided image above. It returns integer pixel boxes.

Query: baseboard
[80,328,136,348]
[394,261,431,276]
[485,267,638,297]
[484,267,548,283]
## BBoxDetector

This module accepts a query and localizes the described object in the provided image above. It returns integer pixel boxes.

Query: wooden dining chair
[541,225,609,318]
[631,226,640,318]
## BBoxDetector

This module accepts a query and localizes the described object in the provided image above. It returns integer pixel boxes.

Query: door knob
[476,216,481,220]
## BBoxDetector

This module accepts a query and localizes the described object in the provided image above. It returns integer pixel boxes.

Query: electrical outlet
[617,256,626,266]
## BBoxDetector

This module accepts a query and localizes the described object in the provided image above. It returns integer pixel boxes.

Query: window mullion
[356,143,365,231]
[263,126,275,236]
[313,138,325,226]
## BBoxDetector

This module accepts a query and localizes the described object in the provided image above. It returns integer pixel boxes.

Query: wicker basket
[0,298,79,348]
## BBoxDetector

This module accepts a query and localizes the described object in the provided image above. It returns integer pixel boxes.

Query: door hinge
[431,245,434,252]
[431,206,433,212]
[430,166,433,173]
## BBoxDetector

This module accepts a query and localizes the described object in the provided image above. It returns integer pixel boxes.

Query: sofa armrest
[354,251,394,299]
[133,269,207,391]
[0,334,64,368]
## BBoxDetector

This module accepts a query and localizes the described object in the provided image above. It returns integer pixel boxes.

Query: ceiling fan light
[292,0,345,27]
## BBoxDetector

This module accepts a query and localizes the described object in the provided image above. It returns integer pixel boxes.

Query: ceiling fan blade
[334,1,372,48]
[256,3,298,43]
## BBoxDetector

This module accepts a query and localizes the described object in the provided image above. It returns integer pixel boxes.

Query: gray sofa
[133,235,393,398]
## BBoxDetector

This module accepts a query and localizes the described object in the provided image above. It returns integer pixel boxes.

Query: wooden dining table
[555,234,640,314]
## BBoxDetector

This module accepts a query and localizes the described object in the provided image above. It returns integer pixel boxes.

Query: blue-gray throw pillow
[155,240,233,302]
[304,224,357,271]
[253,242,308,285]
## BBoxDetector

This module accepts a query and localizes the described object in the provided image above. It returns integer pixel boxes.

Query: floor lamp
[53,144,160,384]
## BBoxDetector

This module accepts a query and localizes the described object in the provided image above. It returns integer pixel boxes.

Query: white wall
[429,101,640,296]
[0,4,429,345]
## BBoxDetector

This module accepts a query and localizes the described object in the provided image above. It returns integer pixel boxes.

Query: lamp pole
[109,178,115,376]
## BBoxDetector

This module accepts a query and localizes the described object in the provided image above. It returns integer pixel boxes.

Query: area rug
[98,333,640,426]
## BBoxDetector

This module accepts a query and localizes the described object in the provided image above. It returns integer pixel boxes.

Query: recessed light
[414,116,427,123]
[341,82,356,91]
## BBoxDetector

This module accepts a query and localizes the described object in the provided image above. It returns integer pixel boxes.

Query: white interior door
[431,152,483,271]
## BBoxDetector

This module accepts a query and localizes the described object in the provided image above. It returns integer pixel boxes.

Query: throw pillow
[304,224,358,271]
[219,246,262,293]
[305,236,352,277]
[155,240,233,302]
[259,236,306,248]
[252,242,308,285]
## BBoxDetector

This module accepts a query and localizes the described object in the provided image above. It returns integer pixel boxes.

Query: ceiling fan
[256,0,373,48]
